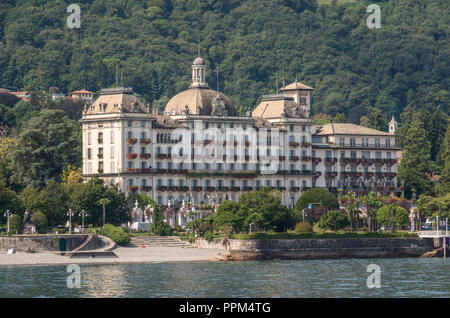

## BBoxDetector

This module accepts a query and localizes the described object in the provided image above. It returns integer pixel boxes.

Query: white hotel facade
[81,57,401,208]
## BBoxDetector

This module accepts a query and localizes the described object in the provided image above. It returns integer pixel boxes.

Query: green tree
[317,210,349,232]
[359,109,386,131]
[333,113,346,123]
[9,214,21,234]
[398,118,434,197]
[438,125,450,195]
[361,191,382,232]
[214,200,245,234]
[31,211,48,233]
[376,204,409,231]
[9,109,81,187]
[295,188,339,211]
[98,198,111,226]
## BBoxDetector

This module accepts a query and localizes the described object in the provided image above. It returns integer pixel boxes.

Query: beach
[0,246,224,267]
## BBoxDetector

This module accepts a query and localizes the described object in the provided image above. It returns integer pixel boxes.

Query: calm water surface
[0,258,448,297]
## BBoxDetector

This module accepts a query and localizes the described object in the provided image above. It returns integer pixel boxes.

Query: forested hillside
[0,0,448,120]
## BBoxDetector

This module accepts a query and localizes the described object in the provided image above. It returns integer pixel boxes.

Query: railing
[417,230,448,238]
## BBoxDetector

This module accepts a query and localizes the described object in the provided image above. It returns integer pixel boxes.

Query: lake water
[0,258,448,297]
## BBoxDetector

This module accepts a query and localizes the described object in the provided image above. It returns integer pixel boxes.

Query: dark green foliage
[101,224,131,246]
[9,109,81,187]
[317,210,349,232]
[0,0,447,119]
[295,188,339,211]
[376,205,409,229]
[9,214,21,234]
[150,209,173,236]
[31,211,48,233]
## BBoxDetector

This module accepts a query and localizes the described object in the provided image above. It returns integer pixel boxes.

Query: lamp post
[4,210,11,233]
[79,210,87,234]
[67,209,74,234]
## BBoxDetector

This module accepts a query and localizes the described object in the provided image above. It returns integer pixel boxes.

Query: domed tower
[190,56,208,88]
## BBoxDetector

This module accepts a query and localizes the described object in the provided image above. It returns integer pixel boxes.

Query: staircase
[128,236,192,248]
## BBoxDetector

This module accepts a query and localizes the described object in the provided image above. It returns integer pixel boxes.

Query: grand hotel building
[81,57,401,208]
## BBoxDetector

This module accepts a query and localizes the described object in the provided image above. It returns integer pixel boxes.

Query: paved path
[0,246,225,267]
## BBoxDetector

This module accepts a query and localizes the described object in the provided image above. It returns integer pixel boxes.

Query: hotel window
[128,146,133,154]
[350,138,356,146]
[362,138,369,147]
[127,162,134,169]
[87,148,92,159]
[88,133,92,145]
[217,163,223,171]
[325,150,332,158]
[290,125,294,132]
[387,166,391,173]
[141,121,145,127]
[98,122,103,128]
[375,138,380,147]
[88,162,92,174]
[110,131,114,144]
[110,162,115,173]
[376,151,381,159]
[98,161,103,171]
[385,139,391,147]
[110,147,114,159]
[230,180,236,188]
[98,132,103,143]
[276,180,281,188]
[339,138,345,146]
[341,165,345,171]
[255,180,261,189]
[230,163,235,171]
[205,163,210,170]
[290,164,295,171]
[386,152,391,159]
[340,151,345,158]
[141,162,146,169]
[265,180,271,187]
[350,151,356,159]
[302,125,306,132]
[302,164,307,171]
[128,120,132,127]
[351,165,357,172]
[127,131,133,139]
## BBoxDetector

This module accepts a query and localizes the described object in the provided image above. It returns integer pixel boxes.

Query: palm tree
[361,191,382,232]
[98,198,111,226]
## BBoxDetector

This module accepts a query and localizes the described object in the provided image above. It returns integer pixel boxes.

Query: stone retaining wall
[0,235,89,252]
[189,237,437,260]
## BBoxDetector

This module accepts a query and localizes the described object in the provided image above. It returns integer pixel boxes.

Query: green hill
[0,0,448,122]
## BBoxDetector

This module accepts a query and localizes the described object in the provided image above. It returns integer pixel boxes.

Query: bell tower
[388,115,398,135]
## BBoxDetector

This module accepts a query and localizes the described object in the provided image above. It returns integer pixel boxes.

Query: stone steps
[128,236,191,248]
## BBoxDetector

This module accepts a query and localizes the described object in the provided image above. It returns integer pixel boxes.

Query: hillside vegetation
[0,0,448,121]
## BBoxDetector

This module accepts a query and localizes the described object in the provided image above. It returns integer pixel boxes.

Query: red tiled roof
[71,90,94,95]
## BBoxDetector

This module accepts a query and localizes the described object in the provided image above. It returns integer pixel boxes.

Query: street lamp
[79,210,87,234]
[3,210,11,233]
[67,209,74,234]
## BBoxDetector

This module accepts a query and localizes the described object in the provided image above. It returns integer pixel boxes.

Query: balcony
[289,187,300,192]
[301,156,311,162]
[289,156,300,162]
[157,186,167,192]
[168,186,179,192]
[192,186,203,192]
[140,153,151,159]
[217,186,229,192]
[97,168,103,174]
[97,138,103,144]
[289,141,300,147]
[312,157,322,165]
[325,171,338,178]
[243,186,253,191]
[205,186,215,192]
[140,186,152,192]
[127,138,138,144]
[231,186,241,192]
[301,142,312,147]
[127,153,138,159]
[128,185,138,192]
[324,158,338,165]
[139,138,151,145]
[97,153,103,159]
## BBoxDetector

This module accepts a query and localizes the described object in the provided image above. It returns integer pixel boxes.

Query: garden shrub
[101,224,131,246]
[294,222,313,233]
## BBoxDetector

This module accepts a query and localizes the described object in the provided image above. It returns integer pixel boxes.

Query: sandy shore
[0,246,225,267]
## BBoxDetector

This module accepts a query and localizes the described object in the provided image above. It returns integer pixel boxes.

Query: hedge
[101,224,131,246]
